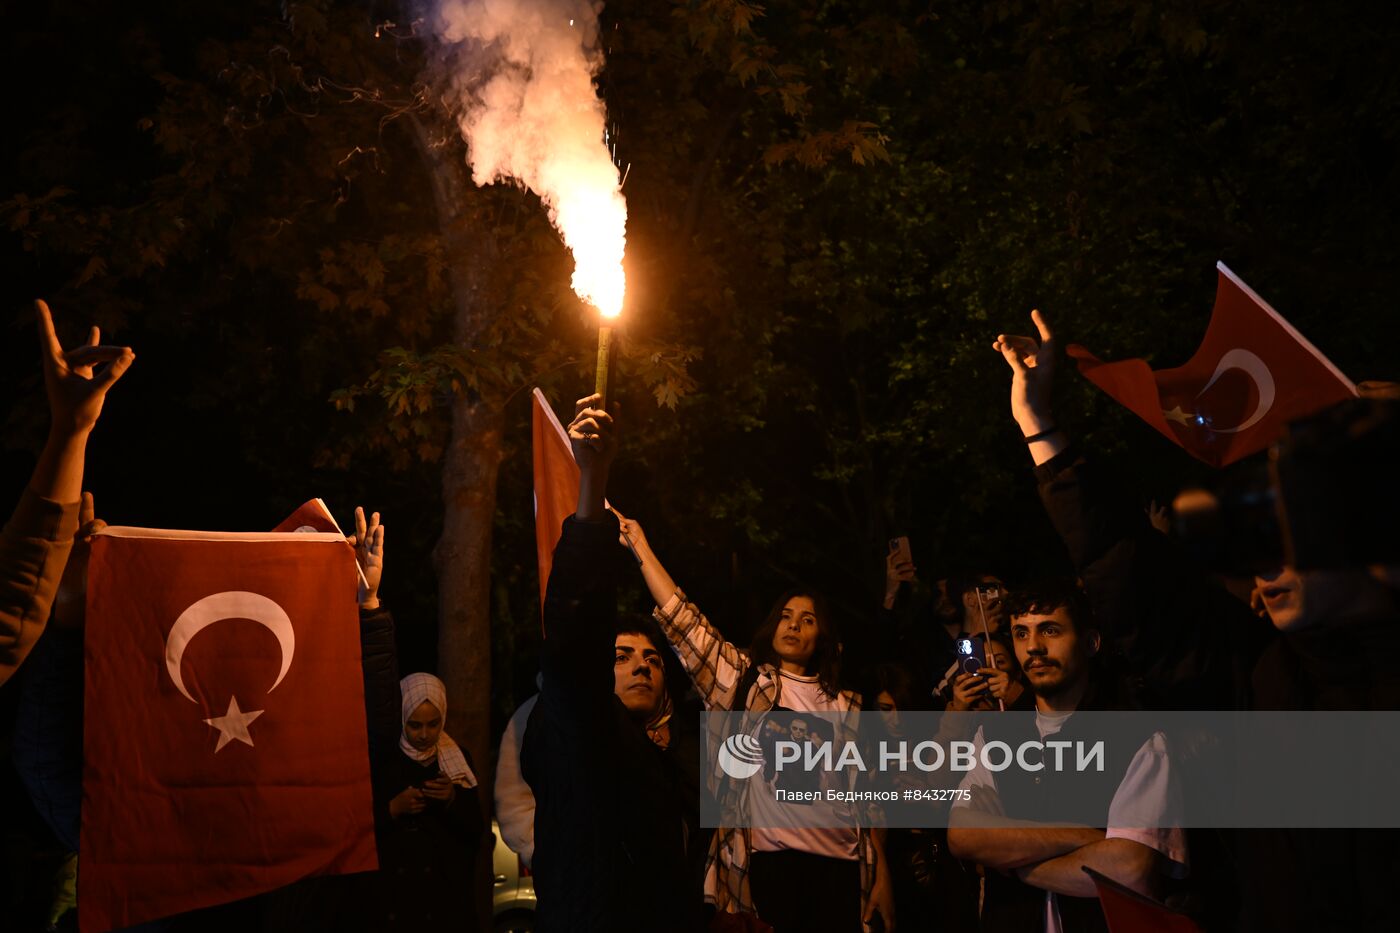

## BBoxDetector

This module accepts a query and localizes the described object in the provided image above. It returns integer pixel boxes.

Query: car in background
[491,820,535,932]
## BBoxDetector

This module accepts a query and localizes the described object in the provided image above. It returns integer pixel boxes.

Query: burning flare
[432,0,627,318]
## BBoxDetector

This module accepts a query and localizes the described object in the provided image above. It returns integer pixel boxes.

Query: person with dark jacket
[521,393,704,933]
[992,310,1400,931]
[368,672,485,933]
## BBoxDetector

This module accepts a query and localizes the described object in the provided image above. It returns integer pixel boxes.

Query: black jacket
[521,513,702,933]
[370,748,485,932]
[1035,446,1400,931]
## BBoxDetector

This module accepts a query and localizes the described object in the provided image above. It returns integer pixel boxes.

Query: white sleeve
[952,726,1005,817]
[934,658,960,698]
[1106,731,1188,876]
[493,695,538,865]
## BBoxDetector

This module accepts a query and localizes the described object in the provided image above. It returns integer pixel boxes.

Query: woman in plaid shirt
[616,514,896,933]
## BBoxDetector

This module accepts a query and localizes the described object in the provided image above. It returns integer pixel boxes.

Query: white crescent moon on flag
[165,591,296,703]
[1195,348,1276,434]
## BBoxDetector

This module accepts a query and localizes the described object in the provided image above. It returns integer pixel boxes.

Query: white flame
[433,0,627,319]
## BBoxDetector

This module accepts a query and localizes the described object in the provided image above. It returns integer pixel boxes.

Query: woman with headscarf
[373,671,485,932]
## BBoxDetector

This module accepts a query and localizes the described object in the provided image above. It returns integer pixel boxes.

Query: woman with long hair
[616,514,894,933]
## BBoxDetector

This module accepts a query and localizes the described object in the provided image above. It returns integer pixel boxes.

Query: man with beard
[947,581,1187,933]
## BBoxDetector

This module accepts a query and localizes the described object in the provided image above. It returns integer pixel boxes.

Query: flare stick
[595,323,614,410]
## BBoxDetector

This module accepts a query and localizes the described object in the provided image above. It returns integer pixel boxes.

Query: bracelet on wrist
[1023,425,1059,444]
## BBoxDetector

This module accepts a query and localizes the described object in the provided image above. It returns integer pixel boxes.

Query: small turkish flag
[272,498,367,593]
[1067,262,1357,467]
[1085,867,1202,933]
[532,388,580,617]
[79,527,376,932]
[272,498,343,534]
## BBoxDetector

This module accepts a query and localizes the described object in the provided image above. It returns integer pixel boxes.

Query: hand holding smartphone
[887,536,915,580]
[418,776,455,802]
[956,636,988,677]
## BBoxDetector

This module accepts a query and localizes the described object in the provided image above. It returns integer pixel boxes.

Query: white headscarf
[399,673,477,788]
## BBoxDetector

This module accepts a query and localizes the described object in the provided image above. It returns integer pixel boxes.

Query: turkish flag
[79,527,377,932]
[1067,262,1357,467]
[272,498,342,534]
[272,499,367,592]
[1085,867,1202,933]
[532,388,580,616]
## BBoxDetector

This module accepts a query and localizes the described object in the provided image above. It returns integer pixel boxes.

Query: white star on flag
[203,696,264,753]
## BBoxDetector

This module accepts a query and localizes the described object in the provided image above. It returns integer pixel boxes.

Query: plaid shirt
[654,590,878,919]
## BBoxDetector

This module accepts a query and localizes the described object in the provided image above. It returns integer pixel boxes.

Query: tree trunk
[408,114,503,775]
[434,394,502,774]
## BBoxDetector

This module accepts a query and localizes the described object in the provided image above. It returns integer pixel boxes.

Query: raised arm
[614,512,750,710]
[535,395,629,723]
[993,308,1068,467]
[614,513,677,609]
[347,506,400,752]
[993,311,1263,709]
[2,301,134,685]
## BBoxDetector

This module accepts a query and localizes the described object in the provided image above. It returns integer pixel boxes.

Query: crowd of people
[4,299,1398,932]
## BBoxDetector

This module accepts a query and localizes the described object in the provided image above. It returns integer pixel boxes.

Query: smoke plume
[431,0,627,317]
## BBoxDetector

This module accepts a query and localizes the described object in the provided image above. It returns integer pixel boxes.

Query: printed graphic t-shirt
[749,671,861,861]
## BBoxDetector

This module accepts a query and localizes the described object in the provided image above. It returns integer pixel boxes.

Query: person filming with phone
[947,634,1026,712]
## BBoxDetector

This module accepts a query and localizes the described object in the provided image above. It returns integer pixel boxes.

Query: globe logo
[717,733,765,780]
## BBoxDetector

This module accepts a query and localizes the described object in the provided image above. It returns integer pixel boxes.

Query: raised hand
[29,301,136,505]
[1145,500,1171,536]
[992,309,1056,437]
[53,491,108,630]
[569,393,617,521]
[883,544,916,609]
[948,672,990,712]
[347,506,384,610]
[613,510,650,553]
[568,393,617,472]
[37,299,135,438]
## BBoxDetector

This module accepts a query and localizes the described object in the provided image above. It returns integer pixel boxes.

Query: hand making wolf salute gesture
[347,506,384,610]
[567,393,616,521]
[33,299,136,503]
[994,308,1069,466]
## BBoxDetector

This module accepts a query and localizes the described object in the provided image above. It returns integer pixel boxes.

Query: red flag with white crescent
[1067,262,1358,467]
[532,388,580,617]
[79,527,376,932]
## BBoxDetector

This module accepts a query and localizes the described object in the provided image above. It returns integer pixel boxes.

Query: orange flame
[433,0,627,320]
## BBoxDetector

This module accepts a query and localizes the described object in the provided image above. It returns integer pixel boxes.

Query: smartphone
[956,636,987,677]
[888,536,912,565]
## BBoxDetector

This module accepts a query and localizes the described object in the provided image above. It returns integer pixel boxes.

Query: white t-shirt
[749,671,861,860]
[953,712,1188,932]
